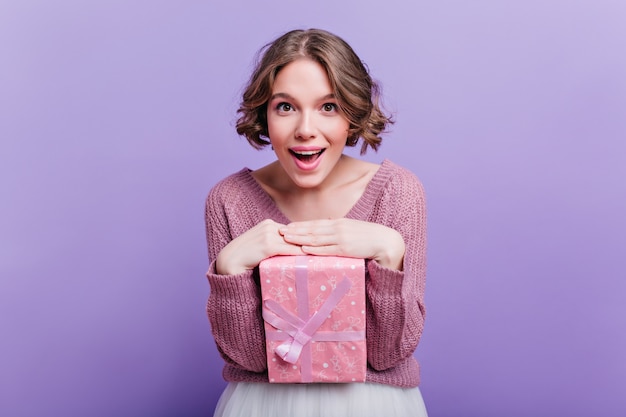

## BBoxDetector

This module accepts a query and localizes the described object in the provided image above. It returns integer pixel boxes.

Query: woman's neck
[252,155,379,221]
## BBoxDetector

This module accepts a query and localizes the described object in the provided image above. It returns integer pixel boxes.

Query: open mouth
[289,148,325,163]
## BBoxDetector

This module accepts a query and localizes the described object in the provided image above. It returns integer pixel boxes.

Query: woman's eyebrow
[269,92,293,101]
[269,92,336,101]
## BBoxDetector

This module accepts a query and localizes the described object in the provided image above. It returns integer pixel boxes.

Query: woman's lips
[289,148,325,171]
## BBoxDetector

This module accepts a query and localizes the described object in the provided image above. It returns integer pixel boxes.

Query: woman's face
[266,58,350,190]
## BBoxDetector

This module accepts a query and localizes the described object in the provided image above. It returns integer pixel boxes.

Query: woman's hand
[279,219,406,271]
[216,219,304,275]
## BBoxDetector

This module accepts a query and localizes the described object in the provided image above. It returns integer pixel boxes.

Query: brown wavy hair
[236,29,393,154]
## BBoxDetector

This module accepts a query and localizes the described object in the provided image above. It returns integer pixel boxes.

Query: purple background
[1,1,625,416]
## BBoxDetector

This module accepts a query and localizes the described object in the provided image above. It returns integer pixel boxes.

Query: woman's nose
[295,111,316,140]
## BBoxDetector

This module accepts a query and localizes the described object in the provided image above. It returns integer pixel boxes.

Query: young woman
[205,28,428,417]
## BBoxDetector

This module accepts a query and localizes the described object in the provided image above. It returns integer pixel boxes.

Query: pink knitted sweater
[204,159,427,387]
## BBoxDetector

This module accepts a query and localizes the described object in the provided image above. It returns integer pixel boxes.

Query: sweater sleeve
[365,169,427,371]
[204,182,268,373]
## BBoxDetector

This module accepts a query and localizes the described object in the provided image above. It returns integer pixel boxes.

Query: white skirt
[213,382,428,417]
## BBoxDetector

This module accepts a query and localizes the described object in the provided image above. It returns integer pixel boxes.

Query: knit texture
[205,159,427,387]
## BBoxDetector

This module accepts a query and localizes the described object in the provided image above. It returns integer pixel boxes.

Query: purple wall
[1,1,624,416]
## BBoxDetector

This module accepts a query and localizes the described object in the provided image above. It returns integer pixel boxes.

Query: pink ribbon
[263,256,365,382]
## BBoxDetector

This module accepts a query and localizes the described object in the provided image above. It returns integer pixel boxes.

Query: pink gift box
[260,255,367,383]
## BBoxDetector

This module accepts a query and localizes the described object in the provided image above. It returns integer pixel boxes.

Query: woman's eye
[322,103,337,112]
[276,102,292,112]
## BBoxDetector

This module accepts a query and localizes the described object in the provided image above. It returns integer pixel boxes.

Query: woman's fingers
[217,218,404,274]
[216,219,302,275]
[280,218,405,270]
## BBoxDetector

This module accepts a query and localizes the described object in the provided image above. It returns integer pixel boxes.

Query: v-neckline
[242,159,393,224]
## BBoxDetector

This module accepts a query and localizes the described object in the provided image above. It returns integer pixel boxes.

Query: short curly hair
[236,29,393,154]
